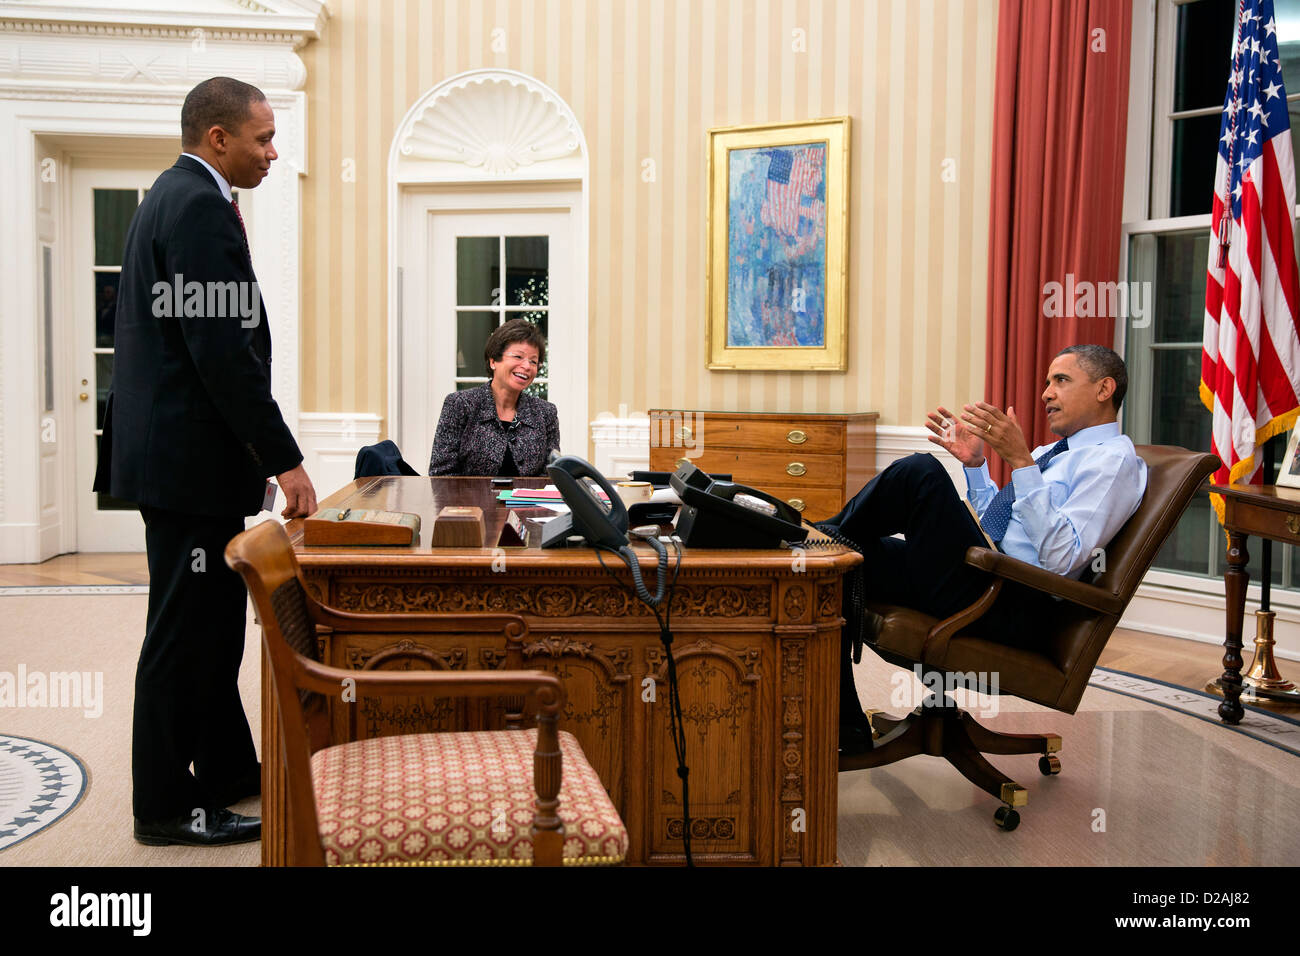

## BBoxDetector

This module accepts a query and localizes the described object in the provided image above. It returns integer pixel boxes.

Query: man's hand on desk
[926,405,986,468]
[277,463,318,519]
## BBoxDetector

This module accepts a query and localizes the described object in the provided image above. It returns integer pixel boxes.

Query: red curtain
[985,0,1133,482]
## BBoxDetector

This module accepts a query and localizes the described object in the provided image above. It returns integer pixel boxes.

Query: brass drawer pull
[1287,515,1300,535]
[788,498,806,512]
[676,457,690,469]
[679,426,693,441]
[787,429,807,445]
[787,462,806,477]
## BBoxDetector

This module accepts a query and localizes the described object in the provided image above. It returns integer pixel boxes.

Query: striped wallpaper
[299,0,998,444]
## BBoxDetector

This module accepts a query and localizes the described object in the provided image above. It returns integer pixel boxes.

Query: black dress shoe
[133,808,261,847]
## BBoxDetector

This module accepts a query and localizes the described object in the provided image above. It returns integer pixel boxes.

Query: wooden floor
[0,552,149,587]
[4,551,1299,714]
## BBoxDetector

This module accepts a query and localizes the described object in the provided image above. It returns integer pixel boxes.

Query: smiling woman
[427,318,561,476]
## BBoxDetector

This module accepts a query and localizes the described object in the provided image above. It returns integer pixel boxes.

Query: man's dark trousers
[820,453,1045,721]
[133,506,258,822]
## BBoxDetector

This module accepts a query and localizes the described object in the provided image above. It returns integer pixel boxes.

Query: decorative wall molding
[590,414,651,478]
[394,69,583,180]
[0,35,310,90]
[0,0,325,49]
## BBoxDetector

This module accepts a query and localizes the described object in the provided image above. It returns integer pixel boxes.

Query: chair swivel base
[841,700,1061,829]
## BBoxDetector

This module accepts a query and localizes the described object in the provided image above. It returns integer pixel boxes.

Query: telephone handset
[540,455,629,549]
[670,462,809,548]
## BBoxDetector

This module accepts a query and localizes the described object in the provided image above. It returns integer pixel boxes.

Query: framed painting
[706,117,850,371]
[1278,424,1300,488]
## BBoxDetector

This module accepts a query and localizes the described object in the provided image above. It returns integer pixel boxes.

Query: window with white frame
[1126,0,1300,586]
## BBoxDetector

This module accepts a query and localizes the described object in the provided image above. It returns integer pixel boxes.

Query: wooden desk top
[1210,482,1300,515]
[287,476,861,572]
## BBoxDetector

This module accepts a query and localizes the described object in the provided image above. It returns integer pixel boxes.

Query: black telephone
[540,455,629,549]
[670,462,809,548]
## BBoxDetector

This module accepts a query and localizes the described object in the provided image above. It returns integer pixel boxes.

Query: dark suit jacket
[93,155,301,517]
[428,383,560,476]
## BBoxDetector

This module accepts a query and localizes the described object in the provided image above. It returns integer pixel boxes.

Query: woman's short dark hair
[484,318,547,374]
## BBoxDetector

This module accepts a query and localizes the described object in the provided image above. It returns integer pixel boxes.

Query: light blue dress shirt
[962,421,1148,579]
[180,152,232,202]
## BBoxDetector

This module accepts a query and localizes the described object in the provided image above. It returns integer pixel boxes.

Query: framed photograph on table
[1277,424,1300,488]
[706,117,850,371]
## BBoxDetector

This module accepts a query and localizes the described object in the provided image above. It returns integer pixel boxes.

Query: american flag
[760,146,822,236]
[1202,0,1300,518]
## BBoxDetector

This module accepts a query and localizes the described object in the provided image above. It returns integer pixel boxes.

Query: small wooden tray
[303,508,420,546]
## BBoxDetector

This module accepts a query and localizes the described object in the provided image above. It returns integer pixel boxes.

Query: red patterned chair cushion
[311,729,627,866]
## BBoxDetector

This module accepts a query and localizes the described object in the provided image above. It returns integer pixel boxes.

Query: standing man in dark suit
[94,76,317,846]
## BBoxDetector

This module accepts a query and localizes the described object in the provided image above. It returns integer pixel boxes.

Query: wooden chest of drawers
[647,410,878,522]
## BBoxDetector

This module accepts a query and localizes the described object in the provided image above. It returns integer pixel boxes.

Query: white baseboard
[589,415,651,478]
[0,522,40,564]
[297,412,384,499]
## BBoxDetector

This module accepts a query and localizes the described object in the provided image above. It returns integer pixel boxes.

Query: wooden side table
[1208,483,1300,723]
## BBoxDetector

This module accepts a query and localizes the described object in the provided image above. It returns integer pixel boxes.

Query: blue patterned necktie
[979,438,1070,543]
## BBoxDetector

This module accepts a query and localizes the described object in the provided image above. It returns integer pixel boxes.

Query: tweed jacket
[428,383,561,476]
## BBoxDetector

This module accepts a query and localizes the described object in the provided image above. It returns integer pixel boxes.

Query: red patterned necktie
[231,199,249,252]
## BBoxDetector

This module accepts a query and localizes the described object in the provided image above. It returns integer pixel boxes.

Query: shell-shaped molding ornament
[398,73,581,174]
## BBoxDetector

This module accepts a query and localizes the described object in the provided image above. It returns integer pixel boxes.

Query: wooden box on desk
[647,409,878,522]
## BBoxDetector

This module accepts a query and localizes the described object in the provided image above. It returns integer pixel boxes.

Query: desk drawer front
[1233,500,1300,541]
[693,418,845,454]
[650,448,844,487]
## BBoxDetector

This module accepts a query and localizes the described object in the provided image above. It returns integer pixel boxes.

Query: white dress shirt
[962,421,1148,579]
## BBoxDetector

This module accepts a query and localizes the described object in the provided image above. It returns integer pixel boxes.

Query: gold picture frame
[706,116,850,371]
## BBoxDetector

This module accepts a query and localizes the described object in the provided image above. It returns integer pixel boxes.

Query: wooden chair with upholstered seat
[225,520,627,866]
[838,445,1219,829]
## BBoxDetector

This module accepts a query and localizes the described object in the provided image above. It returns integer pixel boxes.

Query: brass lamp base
[1205,609,1300,707]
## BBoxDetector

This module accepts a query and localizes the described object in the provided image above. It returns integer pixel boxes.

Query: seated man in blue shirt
[817,344,1148,754]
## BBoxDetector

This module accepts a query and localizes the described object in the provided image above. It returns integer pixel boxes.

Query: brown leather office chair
[225,520,627,866]
[838,445,1219,829]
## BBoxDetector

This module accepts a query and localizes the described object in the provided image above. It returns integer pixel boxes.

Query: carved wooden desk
[262,476,860,866]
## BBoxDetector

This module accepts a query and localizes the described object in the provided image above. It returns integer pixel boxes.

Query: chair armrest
[292,656,564,714]
[964,547,1124,615]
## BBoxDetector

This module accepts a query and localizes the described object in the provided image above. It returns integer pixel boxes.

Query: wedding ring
[986,423,992,433]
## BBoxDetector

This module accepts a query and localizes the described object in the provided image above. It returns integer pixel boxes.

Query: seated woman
[428,318,560,476]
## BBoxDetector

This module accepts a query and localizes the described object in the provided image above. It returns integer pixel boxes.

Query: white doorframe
[1,115,309,565]
[68,157,178,553]
[397,189,582,466]
[388,69,590,463]
[0,4,321,564]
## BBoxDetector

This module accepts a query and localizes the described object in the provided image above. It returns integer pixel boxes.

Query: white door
[400,204,577,469]
[69,163,161,552]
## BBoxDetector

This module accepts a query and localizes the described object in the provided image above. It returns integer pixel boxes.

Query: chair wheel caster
[994,805,1020,831]
[1038,755,1061,776]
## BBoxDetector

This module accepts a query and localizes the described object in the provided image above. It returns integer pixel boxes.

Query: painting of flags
[707,117,849,371]
[727,142,828,348]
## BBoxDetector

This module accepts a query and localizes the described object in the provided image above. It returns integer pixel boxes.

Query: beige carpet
[2,591,1297,866]
[0,593,260,865]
